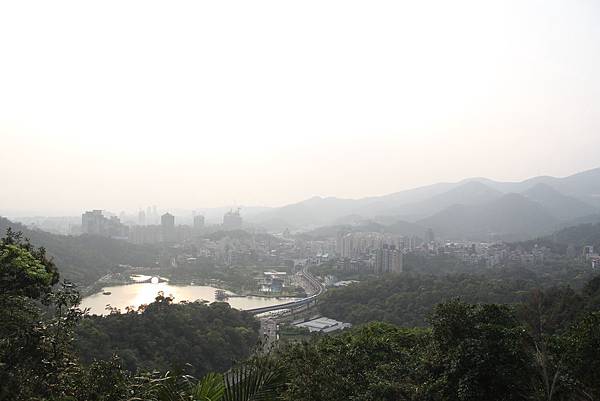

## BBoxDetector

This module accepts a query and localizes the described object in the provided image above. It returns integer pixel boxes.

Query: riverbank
[80,281,301,315]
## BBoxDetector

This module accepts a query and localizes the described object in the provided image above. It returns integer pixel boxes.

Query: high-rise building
[222,208,242,229]
[193,215,205,230]
[82,210,105,235]
[341,233,353,258]
[335,231,347,256]
[161,212,175,228]
[375,244,403,274]
[426,228,435,243]
[82,210,128,238]
[161,212,175,242]
[138,210,146,226]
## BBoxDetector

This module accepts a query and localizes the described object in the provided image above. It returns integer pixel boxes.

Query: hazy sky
[1,0,599,215]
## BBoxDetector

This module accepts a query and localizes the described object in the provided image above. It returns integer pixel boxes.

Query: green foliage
[404,253,482,274]
[0,218,158,286]
[126,370,198,401]
[75,299,260,378]
[123,359,285,401]
[4,229,600,401]
[223,358,286,401]
[319,265,599,328]
[0,280,85,400]
[550,222,600,251]
[0,228,58,297]
[279,322,429,401]
[509,222,600,256]
[274,275,600,401]
[318,272,537,327]
[191,373,225,401]
[562,311,600,398]
[64,356,131,401]
[1,243,52,282]
[516,287,586,338]
[425,301,531,401]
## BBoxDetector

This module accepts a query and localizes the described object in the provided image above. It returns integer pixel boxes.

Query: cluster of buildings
[81,210,128,239]
[80,208,241,245]
[128,212,192,244]
[417,242,550,267]
[147,230,309,272]
[136,206,160,226]
[333,231,405,274]
[329,228,600,272]
[79,209,600,274]
[427,241,549,267]
[336,231,418,258]
[222,209,243,230]
[583,246,600,269]
[422,240,598,270]
[332,229,600,271]
[81,210,188,244]
[258,271,288,293]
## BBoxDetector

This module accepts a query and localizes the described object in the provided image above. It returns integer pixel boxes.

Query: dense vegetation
[0,228,279,401]
[550,222,600,249]
[279,297,600,401]
[317,222,600,328]
[508,222,600,255]
[318,259,598,327]
[3,228,600,400]
[0,217,158,286]
[76,296,259,378]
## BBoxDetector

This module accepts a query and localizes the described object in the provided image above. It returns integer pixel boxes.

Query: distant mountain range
[249,167,600,240]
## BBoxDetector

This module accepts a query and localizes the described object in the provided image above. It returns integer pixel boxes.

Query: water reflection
[81,281,298,315]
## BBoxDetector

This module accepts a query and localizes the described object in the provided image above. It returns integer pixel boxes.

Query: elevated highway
[246,266,325,315]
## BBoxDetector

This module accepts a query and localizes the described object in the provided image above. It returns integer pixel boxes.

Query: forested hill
[509,222,600,254]
[76,297,260,378]
[549,222,600,248]
[0,217,158,286]
[319,269,600,327]
[3,227,600,400]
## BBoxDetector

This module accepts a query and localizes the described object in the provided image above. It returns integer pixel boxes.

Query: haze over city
[5,2,600,400]
[2,0,600,215]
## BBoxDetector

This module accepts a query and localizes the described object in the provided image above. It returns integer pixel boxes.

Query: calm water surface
[81,276,298,315]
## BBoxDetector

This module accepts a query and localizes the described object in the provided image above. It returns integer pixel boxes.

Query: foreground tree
[128,357,286,401]
[1,229,280,401]
[278,322,428,401]
[561,311,600,400]
[425,301,531,401]
[0,230,129,401]
[0,229,66,399]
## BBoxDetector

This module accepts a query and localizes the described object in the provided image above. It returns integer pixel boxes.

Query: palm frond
[223,360,286,401]
[191,372,225,401]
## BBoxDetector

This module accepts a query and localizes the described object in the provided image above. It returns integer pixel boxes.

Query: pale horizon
[2,0,600,215]
[1,165,598,217]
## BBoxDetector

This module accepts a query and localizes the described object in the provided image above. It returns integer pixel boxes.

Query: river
[80,275,299,315]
